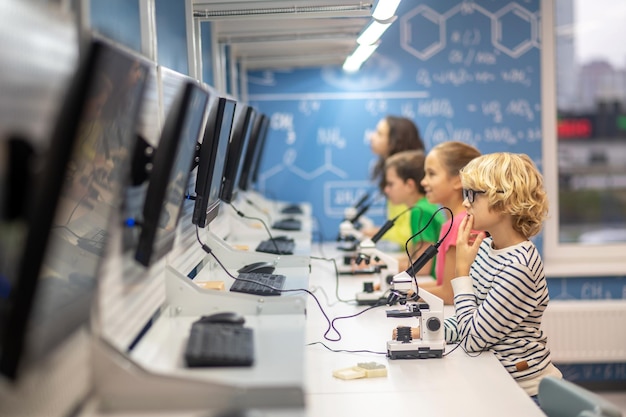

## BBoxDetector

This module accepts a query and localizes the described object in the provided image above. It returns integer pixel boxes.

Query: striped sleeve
[444,315,459,343]
[454,243,542,353]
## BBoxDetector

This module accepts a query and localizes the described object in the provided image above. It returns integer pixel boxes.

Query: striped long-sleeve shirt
[443,237,561,395]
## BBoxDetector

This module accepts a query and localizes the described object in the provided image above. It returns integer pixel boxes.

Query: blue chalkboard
[247,0,542,242]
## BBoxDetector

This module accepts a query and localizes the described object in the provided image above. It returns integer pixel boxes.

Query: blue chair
[538,376,623,417]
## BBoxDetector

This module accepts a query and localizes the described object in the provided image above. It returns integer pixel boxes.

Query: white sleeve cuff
[451,276,472,295]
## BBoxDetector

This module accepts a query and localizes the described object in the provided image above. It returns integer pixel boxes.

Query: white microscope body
[353,237,399,305]
[337,205,375,251]
[385,270,445,359]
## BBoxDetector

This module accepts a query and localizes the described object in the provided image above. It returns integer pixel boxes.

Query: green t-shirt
[383,199,444,277]
[409,197,445,277]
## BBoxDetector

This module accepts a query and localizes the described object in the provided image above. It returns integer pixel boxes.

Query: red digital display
[558,118,592,139]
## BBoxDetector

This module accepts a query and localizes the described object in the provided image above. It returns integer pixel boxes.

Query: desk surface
[85,241,545,417]
[303,243,545,417]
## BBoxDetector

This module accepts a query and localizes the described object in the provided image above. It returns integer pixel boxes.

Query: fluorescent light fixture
[342,42,379,72]
[372,0,401,22]
[357,20,392,45]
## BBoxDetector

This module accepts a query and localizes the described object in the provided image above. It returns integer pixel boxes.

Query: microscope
[352,217,404,305]
[353,238,399,305]
[336,193,375,252]
[385,244,446,359]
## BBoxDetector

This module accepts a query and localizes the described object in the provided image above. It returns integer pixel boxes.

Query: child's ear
[451,174,463,191]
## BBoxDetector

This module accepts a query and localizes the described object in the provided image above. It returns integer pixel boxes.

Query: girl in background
[365,116,424,247]
[418,141,481,304]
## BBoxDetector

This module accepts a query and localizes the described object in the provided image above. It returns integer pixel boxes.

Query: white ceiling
[192,0,375,70]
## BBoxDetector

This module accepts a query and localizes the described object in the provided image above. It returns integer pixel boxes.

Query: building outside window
[543,0,626,275]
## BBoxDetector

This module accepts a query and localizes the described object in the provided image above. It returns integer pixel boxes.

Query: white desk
[223,197,314,243]
[303,243,545,417]
[223,234,312,257]
[89,310,307,414]
[83,242,544,417]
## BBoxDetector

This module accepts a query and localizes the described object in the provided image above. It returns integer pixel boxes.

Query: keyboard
[255,238,295,255]
[76,228,107,254]
[272,218,302,231]
[229,272,286,296]
[184,322,254,367]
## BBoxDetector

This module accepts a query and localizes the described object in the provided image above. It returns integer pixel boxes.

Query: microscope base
[355,290,386,306]
[386,340,445,359]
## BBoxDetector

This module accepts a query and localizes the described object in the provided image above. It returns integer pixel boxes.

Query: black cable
[193,226,340,337]
[306,341,387,356]
[229,202,281,254]
[193,227,393,346]
[403,207,424,274]
[346,192,380,224]
[310,255,354,304]
[323,301,387,342]
[401,206,453,288]
[244,197,273,225]
[442,332,487,357]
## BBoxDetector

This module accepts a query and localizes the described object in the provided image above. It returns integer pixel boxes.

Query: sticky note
[332,367,367,380]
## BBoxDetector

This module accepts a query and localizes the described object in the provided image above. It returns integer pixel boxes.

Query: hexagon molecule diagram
[401,5,446,61]
[400,3,538,61]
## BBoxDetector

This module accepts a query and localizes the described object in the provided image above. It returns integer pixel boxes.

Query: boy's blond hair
[460,153,548,238]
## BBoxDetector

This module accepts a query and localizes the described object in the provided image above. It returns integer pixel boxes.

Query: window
[542,0,626,276]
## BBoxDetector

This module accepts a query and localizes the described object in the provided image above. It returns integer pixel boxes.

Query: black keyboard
[255,238,295,255]
[184,322,254,367]
[272,218,302,231]
[230,272,286,296]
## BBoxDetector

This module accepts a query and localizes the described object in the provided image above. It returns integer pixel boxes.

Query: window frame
[541,0,626,277]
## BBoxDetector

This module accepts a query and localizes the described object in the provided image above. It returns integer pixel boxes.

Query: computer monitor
[219,104,256,204]
[134,80,209,266]
[192,97,237,228]
[249,114,270,189]
[238,113,270,192]
[0,38,149,380]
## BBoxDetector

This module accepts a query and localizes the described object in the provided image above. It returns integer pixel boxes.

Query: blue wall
[91,0,189,74]
[155,0,188,74]
[248,0,543,243]
[200,21,214,85]
[90,0,141,52]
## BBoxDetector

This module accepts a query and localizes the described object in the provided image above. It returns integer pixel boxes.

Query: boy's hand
[455,214,485,276]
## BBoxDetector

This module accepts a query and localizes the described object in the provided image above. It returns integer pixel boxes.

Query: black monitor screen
[134,81,209,266]
[220,105,255,204]
[192,97,236,228]
[239,113,270,192]
[0,39,148,380]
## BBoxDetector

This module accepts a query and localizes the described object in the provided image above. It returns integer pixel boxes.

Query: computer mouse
[237,261,276,274]
[272,235,293,242]
[198,312,245,325]
[281,204,303,214]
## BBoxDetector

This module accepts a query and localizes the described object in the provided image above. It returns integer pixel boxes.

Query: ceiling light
[357,20,393,45]
[343,42,379,72]
[372,0,401,22]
